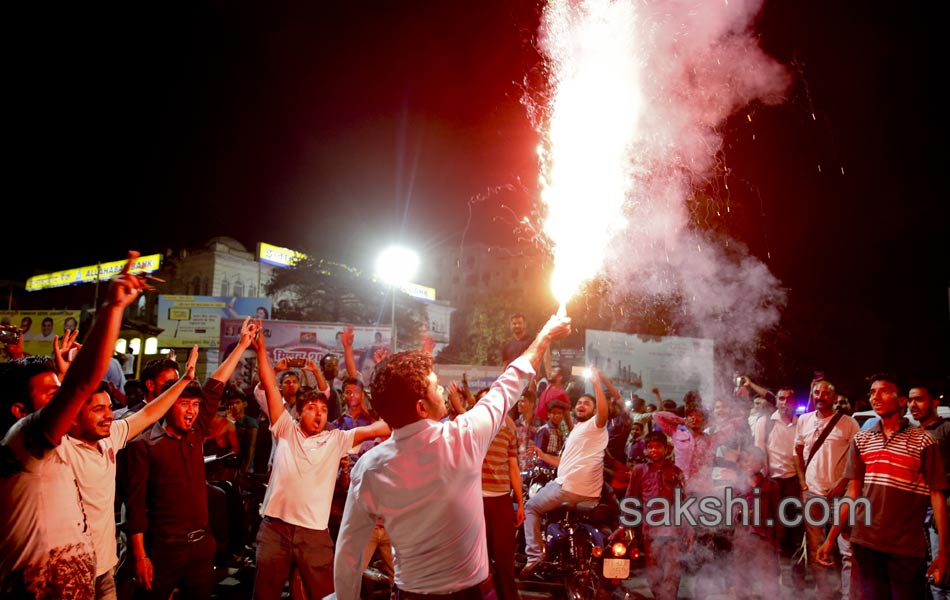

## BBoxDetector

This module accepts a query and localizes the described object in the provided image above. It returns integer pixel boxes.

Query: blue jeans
[523,480,598,562]
[252,517,334,600]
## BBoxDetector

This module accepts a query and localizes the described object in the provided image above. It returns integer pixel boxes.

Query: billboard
[584,329,714,405]
[26,254,161,291]
[0,310,82,358]
[219,318,391,384]
[156,295,273,348]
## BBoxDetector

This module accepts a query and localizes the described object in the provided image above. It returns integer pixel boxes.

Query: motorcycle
[518,489,641,600]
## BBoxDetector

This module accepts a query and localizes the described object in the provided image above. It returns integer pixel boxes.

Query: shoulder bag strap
[804,412,844,471]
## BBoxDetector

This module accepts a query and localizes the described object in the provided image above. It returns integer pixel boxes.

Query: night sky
[5,1,948,395]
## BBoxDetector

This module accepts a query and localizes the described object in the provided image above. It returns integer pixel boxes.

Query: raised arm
[352,419,391,446]
[651,411,684,436]
[251,320,283,424]
[208,317,254,384]
[125,345,198,439]
[40,251,144,444]
[521,315,572,374]
[341,324,359,378]
[590,367,609,429]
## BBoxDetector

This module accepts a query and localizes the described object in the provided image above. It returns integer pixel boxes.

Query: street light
[375,246,419,352]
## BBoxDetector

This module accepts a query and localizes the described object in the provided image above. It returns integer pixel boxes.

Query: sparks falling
[538,0,641,309]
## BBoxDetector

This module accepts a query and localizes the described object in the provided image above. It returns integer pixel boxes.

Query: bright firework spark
[538,0,641,309]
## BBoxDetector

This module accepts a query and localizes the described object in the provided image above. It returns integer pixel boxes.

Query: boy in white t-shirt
[249,321,389,600]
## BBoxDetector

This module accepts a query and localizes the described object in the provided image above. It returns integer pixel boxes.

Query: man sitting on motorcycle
[520,368,610,578]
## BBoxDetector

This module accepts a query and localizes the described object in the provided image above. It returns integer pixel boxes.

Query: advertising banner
[584,329,714,405]
[431,364,504,392]
[26,254,161,291]
[219,318,391,384]
[157,295,273,348]
[0,310,82,358]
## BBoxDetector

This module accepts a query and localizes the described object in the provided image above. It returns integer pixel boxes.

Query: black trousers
[135,533,216,600]
[483,494,517,600]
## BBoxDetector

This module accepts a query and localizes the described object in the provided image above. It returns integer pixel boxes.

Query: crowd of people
[1,267,947,600]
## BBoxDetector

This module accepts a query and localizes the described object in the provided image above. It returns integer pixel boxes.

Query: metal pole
[391,287,397,351]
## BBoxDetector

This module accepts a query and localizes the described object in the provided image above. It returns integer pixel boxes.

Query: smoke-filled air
[530,0,792,389]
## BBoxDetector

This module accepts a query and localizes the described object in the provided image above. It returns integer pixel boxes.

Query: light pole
[375,246,419,352]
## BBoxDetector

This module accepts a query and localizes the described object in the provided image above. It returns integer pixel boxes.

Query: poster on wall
[584,329,714,406]
[218,319,392,385]
[0,310,82,358]
[156,295,273,348]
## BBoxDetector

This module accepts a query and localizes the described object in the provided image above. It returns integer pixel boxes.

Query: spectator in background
[224,385,258,474]
[533,399,568,470]
[754,386,806,590]
[114,356,180,419]
[796,379,860,600]
[515,390,544,469]
[906,384,950,600]
[818,374,948,598]
[502,313,532,367]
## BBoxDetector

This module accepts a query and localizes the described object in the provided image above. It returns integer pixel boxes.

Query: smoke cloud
[532,0,792,393]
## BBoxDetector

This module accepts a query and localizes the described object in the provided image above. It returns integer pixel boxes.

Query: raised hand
[341,324,355,348]
[182,345,199,381]
[109,250,146,309]
[52,328,81,375]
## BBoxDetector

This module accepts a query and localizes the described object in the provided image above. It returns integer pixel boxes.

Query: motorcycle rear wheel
[565,567,602,600]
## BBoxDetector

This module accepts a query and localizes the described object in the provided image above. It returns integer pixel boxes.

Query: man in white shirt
[331,314,571,600]
[520,368,610,578]
[753,386,805,588]
[795,379,860,600]
[0,252,143,599]
[250,323,389,600]
[61,347,199,599]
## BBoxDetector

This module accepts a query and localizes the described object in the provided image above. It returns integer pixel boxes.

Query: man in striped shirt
[481,415,524,600]
[817,373,949,599]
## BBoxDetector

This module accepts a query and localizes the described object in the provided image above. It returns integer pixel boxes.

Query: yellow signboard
[26,254,162,292]
[258,242,308,268]
[400,281,436,302]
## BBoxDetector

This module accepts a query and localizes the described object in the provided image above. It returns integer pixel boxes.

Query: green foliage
[263,256,427,350]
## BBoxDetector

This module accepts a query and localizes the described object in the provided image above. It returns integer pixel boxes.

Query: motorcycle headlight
[591,545,604,558]
[611,542,628,557]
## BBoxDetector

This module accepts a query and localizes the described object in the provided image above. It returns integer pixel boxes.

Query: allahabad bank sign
[25,254,162,291]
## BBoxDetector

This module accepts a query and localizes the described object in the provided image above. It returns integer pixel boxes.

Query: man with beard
[795,379,860,600]
[62,347,198,599]
[907,384,950,599]
[520,368,609,578]
[122,319,258,600]
[818,374,949,598]
[501,313,532,367]
[250,324,389,600]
